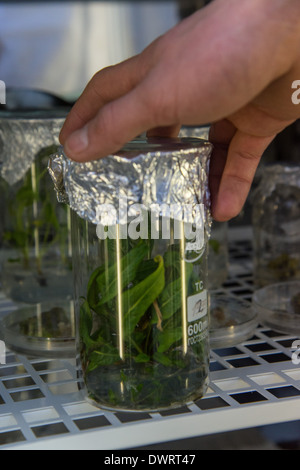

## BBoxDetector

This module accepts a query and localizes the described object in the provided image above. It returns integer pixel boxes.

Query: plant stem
[153,300,163,332]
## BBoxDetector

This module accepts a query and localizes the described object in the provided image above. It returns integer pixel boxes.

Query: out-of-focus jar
[179,125,210,141]
[0,109,73,303]
[252,163,300,287]
[50,137,213,412]
[208,221,229,289]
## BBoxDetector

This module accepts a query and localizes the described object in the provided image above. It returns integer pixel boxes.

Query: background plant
[3,144,70,273]
[78,223,208,409]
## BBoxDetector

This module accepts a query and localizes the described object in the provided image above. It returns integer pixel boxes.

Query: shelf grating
[0,234,299,449]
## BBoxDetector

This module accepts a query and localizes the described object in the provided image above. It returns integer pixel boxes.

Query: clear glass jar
[1,146,73,303]
[0,179,5,248]
[178,127,229,290]
[0,111,73,303]
[72,211,210,411]
[252,164,300,287]
[57,138,212,412]
[208,221,229,289]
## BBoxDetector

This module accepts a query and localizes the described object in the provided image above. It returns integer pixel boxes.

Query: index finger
[59,54,144,145]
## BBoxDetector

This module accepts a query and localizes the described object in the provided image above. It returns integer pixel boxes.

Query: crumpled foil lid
[48,137,213,229]
[178,125,210,140]
[0,110,67,185]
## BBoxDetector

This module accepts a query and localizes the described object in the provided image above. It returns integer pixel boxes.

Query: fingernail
[66,127,89,154]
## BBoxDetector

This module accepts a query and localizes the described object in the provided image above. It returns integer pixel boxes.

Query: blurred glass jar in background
[0,108,73,304]
[208,221,229,289]
[252,163,300,287]
[0,178,7,289]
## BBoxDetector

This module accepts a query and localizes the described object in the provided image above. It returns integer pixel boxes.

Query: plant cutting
[2,145,72,303]
[78,229,209,411]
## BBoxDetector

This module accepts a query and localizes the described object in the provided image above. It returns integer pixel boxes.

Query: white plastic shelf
[0,227,299,449]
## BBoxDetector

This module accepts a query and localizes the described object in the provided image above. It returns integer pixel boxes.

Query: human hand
[59,0,300,221]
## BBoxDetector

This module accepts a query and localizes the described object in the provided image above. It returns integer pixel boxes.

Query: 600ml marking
[187,290,208,345]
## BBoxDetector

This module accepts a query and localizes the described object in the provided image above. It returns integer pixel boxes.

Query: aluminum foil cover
[48,137,213,230]
[0,112,66,185]
[178,125,210,140]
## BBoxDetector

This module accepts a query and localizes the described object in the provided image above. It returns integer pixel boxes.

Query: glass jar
[0,110,73,303]
[252,163,300,287]
[51,137,213,411]
[208,221,229,289]
[178,126,229,290]
[179,125,210,140]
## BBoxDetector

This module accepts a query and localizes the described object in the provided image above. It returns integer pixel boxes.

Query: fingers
[62,79,163,162]
[60,45,182,162]
[208,119,236,202]
[211,129,275,221]
[146,124,182,138]
[59,54,145,150]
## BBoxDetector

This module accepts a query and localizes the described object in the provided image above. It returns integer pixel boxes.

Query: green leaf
[135,258,158,282]
[86,346,120,372]
[153,351,173,367]
[88,240,149,309]
[157,326,183,353]
[79,298,94,351]
[4,230,26,245]
[133,353,151,363]
[157,278,182,321]
[123,255,165,336]
[15,185,36,206]
[86,265,106,308]
[163,245,181,278]
[41,200,60,230]
[80,298,121,371]
[209,239,220,254]
[154,262,193,322]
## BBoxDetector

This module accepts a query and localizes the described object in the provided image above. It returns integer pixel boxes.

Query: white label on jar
[187,290,207,322]
[187,290,208,346]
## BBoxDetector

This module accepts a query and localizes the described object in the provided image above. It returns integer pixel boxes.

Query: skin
[59,0,300,221]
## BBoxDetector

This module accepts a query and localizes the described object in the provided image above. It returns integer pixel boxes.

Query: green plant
[79,234,208,410]
[267,253,300,282]
[4,145,69,273]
